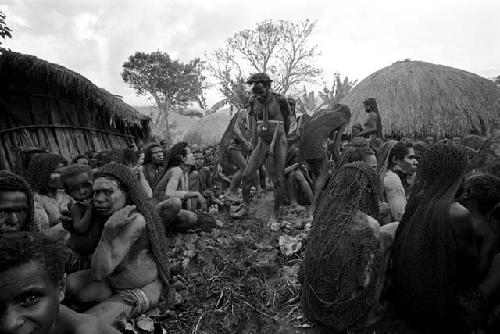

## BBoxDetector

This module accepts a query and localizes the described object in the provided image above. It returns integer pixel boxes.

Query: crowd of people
[1,71,500,333]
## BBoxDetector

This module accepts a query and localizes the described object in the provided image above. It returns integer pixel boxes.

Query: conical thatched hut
[183,113,231,146]
[0,51,151,170]
[341,60,500,138]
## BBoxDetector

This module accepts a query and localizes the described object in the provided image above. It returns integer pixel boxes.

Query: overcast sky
[2,0,499,108]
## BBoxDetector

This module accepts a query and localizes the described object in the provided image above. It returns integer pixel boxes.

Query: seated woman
[0,170,35,233]
[391,143,500,332]
[65,163,170,326]
[0,231,119,334]
[27,153,72,231]
[153,142,207,231]
[301,162,397,332]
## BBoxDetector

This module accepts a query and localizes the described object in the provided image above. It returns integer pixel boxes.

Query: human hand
[60,206,73,231]
[196,193,207,211]
[103,205,138,236]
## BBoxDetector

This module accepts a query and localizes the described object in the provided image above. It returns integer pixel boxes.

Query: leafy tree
[0,11,12,47]
[207,19,321,111]
[318,73,357,109]
[121,51,206,141]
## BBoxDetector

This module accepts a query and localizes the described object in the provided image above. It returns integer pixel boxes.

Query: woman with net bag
[300,162,398,331]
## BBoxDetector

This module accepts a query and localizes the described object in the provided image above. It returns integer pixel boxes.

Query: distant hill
[134,106,232,143]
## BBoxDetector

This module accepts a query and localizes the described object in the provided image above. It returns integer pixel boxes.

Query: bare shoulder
[449,202,473,236]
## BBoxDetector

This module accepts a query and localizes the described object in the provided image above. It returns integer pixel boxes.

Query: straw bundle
[341,60,500,138]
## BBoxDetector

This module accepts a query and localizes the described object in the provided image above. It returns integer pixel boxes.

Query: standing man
[359,97,383,138]
[231,73,290,226]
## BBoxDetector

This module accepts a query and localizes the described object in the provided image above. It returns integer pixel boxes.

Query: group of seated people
[300,130,500,333]
[2,129,500,333]
[0,140,226,333]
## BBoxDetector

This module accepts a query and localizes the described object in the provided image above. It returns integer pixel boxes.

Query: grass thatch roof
[0,50,149,128]
[341,60,500,138]
[183,113,231,145]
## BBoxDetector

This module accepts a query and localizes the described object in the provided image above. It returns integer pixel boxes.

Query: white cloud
[2,0,499,107]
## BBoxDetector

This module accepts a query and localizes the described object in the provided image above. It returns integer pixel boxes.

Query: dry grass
[341,60,500,138]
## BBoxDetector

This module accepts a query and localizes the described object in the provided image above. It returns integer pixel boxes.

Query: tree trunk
[161,105,171,143]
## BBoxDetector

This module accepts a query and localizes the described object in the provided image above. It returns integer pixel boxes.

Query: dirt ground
[123,191,417,334]
[120,191,312,334]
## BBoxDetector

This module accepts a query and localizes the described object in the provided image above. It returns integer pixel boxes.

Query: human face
[75,158,88,166]
[136,152,145,166]
[251,81,266,95]
[364,154,378,171]
[151,147,164,164]
[182,147,195,167]
[0,191,29,233]
[363,103,371,113]
[396,148,418,174]
[46,171,62,191]
[92,177,127,216]
[0,261,63,334]
[194,152,205,169]
[65,173,92,202]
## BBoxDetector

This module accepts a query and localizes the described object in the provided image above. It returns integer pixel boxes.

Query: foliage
[0,11,12,47]
[297,87,320,115]
[495,75,500,86]
[121,51,206,141]
[318,73,357,109]
[206,19,321,111]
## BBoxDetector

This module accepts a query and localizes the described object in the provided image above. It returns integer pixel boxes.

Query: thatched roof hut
[183,113,231,146]
[341,60,500,138]
[0,51,151,170]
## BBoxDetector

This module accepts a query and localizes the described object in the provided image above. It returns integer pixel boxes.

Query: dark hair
[0,171,35,231]
[0,231,66,284]
[463,173,500,216]
[392,143,469,324]
[388,141,414,169]
[143,143,163,165]
[26,153,62,194]
[122,148,139,167]
[167,142,189,168]
[71,154,89,164]
[60,165,93,191]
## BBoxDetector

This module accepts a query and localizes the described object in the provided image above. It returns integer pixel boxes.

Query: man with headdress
[299,103,351,217]
[66,163,170,326]
[231,73,290,226]
[0,170,35,233]
[359,97,383,139]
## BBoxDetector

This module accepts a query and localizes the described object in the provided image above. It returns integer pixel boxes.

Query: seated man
[65,163,170,327]
[0,231,119,334]
[382,141,418,222]
[193,146,212,192]
[153,142,207,231]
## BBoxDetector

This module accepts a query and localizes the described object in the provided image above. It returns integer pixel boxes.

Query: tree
[0,11,12,47]
[122,51,205,141]
[318,73,357,109]
[207,19,321,111]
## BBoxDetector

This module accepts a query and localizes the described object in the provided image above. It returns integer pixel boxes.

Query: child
[60,165,104,258]
[0,231,119,334]
[60,165,93,235]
